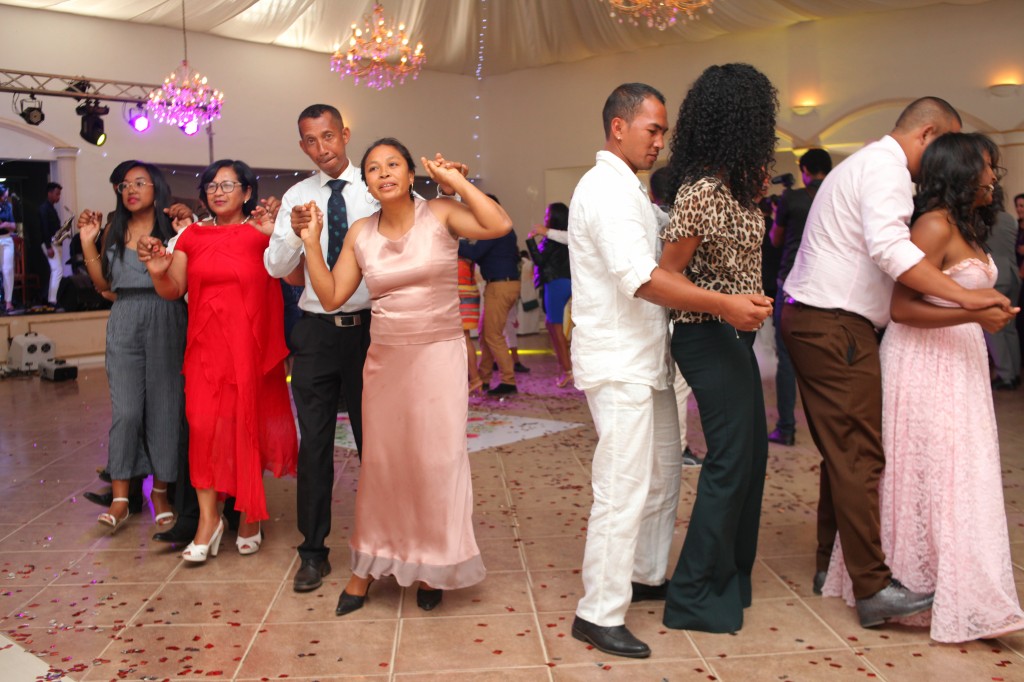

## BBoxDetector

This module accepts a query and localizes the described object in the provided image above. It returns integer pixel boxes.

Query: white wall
[0,4,480,213]
[2,0,1022,234]
[480,0,1024,231]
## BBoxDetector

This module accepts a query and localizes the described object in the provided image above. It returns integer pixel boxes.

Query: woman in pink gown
[822,133,1024,642]
[297,138,512,615]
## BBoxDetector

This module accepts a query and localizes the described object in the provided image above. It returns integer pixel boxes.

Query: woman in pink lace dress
[822,133,1023,642]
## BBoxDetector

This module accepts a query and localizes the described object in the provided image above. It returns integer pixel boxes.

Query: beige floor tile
[520,537,585,571]
[80,622,257,680]
[54,549,178,585]
[529,570,584,613]
[400,571,533,619]
[238,620,399,678]
[0,522,103,553]
[395,614,544,673]
[479,537,527,572]
[551,660,712,680]
[3,624,117,678]
[760,554,823,598]
[686,598,846,658]
[139,581,277,625]
[858,640,1024,682]
[169,546,296,584]
[6,583,157,628]
[395,668,551,680]
[710,650,885,681]
[515,506,589,539]
[0,550,85,585]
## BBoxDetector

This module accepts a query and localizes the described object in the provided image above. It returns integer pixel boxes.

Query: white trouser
[0,235,13,306]
[672,366,691,450]
[42,243,61,304]
[577,381,682,626]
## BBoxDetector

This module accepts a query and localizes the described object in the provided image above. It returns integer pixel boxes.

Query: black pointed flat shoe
[416,587,443,611]
[335,590,366,616]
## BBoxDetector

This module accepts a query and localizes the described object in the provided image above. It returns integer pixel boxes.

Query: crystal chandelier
[147,1,224,133]
[605,0,716,30]
[331,3,425,90]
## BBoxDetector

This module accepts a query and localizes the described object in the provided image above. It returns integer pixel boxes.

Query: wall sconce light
[791,105,816,116]
[988,82,1021,97]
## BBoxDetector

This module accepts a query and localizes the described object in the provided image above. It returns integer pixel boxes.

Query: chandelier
[605,0,716,30]
[147,1,224,133]
[330,3,425,90]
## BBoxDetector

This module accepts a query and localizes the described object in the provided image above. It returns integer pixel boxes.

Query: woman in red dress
[139,159,297,563]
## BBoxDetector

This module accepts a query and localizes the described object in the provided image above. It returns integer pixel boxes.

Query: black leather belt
[487,277,518,283]
[303,311,365,327]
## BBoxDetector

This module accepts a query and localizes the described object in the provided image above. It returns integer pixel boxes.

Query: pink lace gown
[822,256,1024,642]
[348,198,485,589]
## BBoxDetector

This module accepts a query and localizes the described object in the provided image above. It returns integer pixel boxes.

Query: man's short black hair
[893,96,961,132]
[649,166,672,206]
[297,104,344,130]
[798,148,832,176]
[46,182,62,193]
[602,83,665,138]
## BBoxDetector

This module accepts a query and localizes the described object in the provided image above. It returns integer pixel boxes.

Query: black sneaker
[487,383,517,396]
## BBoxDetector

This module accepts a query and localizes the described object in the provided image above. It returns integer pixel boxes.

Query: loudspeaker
[9,331,55,370]
[40,358,78,382]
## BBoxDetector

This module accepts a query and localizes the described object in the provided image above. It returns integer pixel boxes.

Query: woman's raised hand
[250,196,281,235]
[164,203,193,233]
[137,235,171,273]
[77,209,102,244]
[298,201,324,246]
[421,153,468,195]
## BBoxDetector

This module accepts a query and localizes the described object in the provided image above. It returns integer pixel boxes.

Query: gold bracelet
[84,253,102,264]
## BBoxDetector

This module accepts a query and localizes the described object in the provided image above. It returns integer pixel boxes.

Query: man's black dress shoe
[487,383,517,396]
[767,428,795,446]
[513,362,530,373]
[83,490,144,514]
[571,616,650,658]
[855,579,934,628]
[416,587,443,611]
[992,377,1018,391]
[630,580,668,602]
[96,468,112,484]
[152,522,199,544]
[812,571,827,595]
[293,558,331,592]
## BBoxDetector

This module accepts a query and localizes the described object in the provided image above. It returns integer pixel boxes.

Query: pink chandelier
[147,1,224,133]
[330,3,426,90]
[605,0,716,30]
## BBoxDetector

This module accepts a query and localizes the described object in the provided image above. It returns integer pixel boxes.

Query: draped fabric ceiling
[2,0,986,77]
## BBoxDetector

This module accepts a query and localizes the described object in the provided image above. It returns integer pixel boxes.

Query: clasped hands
[722,294,774,332]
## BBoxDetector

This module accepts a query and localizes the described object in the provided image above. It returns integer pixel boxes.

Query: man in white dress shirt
[781,97,1009,627]
[265,104,377,593]
[568,82,774,658]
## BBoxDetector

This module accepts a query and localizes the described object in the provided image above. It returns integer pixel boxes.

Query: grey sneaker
[682,447,704,467]
[855,579,934,628]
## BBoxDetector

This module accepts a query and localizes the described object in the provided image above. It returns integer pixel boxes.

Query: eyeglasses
[116,180,154,193]
[993,165,1007,182]
[204,180,245,194]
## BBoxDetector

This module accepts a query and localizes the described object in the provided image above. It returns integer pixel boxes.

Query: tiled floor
[1,334,1023,681]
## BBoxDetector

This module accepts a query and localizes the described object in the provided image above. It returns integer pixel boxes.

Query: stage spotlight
[179,117,200,136]
[126,104,150,133]
[17,95,45,126]
[76,99,109,146]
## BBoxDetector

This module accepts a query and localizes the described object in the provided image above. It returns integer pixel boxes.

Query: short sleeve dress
[173,222,298,522]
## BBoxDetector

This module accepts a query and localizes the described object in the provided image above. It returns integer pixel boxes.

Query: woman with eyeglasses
[77,161,189,533]
[138,159,297,563]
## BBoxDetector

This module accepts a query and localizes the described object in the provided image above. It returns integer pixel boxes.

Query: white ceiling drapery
[1,0,987,77]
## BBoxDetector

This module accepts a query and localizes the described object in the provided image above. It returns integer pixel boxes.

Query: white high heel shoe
[182,518,225,563]
[236,524,262,556]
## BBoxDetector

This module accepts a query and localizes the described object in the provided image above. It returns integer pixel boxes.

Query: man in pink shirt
[781,97,1010,628]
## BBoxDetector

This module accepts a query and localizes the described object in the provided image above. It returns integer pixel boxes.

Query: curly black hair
[913,132,998,248]
[665,63,778,209]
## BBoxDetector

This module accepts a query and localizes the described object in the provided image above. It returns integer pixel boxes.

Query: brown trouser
[478,280,519,386]
[780,302,891,599]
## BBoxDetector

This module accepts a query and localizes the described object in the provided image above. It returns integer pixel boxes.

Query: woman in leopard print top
[658,63,778,635]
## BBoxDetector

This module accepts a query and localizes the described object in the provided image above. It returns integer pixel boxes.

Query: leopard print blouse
[660,176,765,324]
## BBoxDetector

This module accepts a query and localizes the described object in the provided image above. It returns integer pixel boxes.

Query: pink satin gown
[349,198,485,589]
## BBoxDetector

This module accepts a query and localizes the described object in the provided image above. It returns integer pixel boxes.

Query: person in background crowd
[986,186,1021,389]
[0,185,16,313]
[39,182,64,308]
[527,202,572,387]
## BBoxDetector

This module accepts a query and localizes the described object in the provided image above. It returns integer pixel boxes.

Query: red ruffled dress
[174,223,297,522]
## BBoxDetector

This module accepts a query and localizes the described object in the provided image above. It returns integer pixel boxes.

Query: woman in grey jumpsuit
[77,162,187,532]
